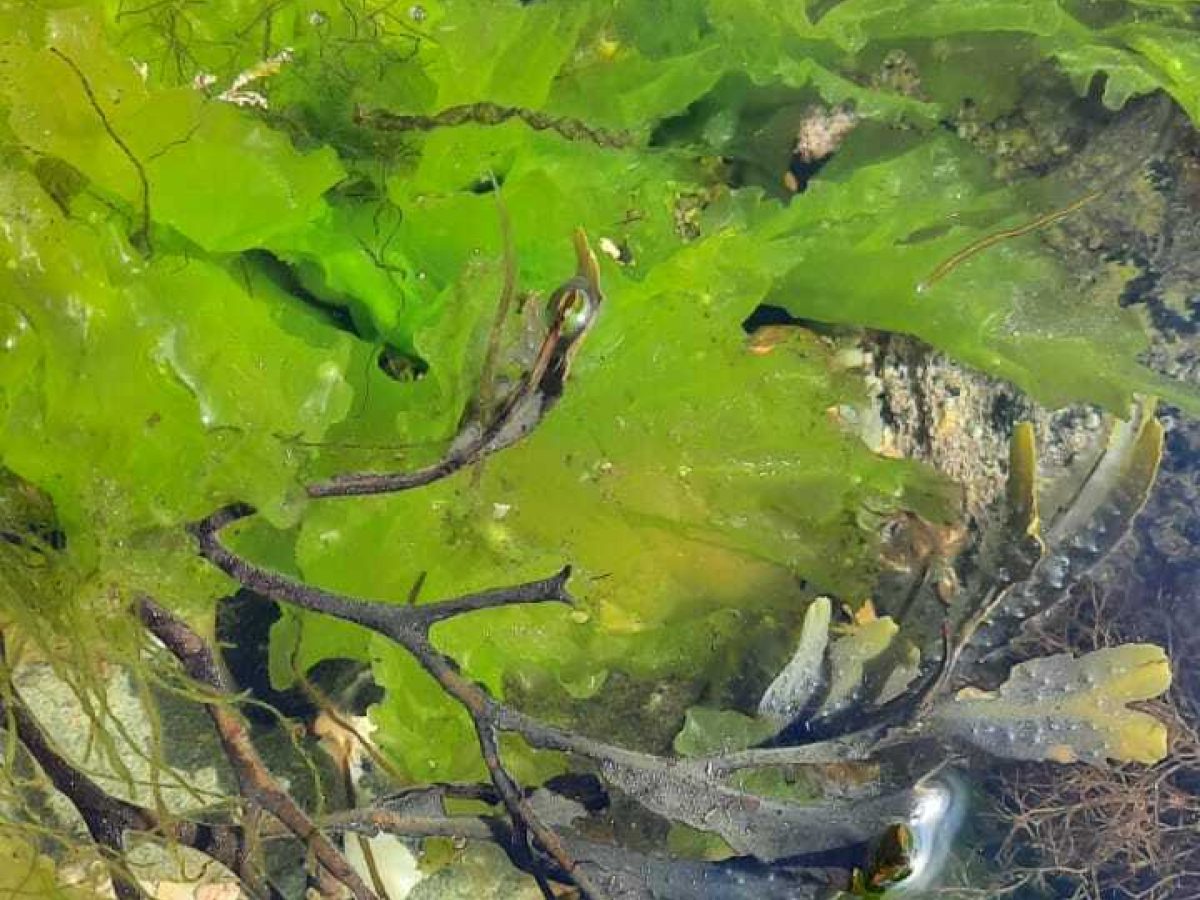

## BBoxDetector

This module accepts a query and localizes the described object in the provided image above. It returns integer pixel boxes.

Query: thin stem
[137,597,379,900]
[48,48,152,252]
[412,566,575,626]
[0,637,258,897]
[355,101,635,149]
[305,230,602,500]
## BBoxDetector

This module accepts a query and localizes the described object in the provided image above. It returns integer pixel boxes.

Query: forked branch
[190,506,608,899]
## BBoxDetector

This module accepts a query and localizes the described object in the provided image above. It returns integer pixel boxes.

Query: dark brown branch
[306,456,463,499]
[136,597,379,900]
[391,630,608,899]
[189,503,414,640]
[0,649,255,899]
[473,716,592,899]
[189,506,578,643]
[305,229,603,501]
[412,566,575,626]
[2,691,151,899]
[190,510,607,898]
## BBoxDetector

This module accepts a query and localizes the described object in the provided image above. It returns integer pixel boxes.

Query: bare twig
[0,635,260,899]
[306,228,603,499]
[189,505,576,644]
[413,566,575,626]
[137,597,380,900]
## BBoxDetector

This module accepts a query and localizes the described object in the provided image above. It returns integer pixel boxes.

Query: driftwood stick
[189,501,906,887]
[137,597,379,900]
[190,506,609,899]
[0,635,262,898]
[189,506,578,646]
[410,565,575,627]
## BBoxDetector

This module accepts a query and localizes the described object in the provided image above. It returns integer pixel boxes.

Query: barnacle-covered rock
[930,644,1171,765]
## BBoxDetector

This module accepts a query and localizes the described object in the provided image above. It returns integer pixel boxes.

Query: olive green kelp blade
[958,402,1164,678]
[931,643,1171,765]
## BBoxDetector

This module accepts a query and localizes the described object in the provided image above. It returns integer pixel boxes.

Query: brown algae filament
[917,190,1101,294]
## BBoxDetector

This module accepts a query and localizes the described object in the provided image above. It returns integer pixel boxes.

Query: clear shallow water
[1,2,1199,898]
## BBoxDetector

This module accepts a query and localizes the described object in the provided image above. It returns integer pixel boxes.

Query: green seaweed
[0,830,99,899]
[0,0,1195,787]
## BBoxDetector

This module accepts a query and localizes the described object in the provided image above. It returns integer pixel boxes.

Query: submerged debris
[193,48,295,109]
[784,105,859,193]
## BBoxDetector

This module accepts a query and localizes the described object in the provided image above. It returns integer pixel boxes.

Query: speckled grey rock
[408,844,544,900]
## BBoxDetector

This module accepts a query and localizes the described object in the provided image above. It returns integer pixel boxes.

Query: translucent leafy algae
[819,606,902,718]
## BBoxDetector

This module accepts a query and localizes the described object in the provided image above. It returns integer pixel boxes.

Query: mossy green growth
[0,830,103,899]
